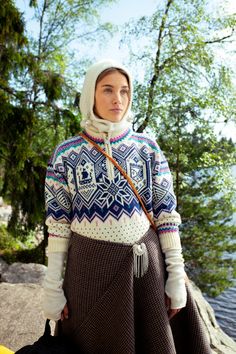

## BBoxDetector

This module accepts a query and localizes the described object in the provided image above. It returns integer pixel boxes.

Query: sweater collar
[83,114,132,141]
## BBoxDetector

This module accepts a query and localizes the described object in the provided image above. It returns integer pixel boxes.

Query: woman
[43,59,211,353]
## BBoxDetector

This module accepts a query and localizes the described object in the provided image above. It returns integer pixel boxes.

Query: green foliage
[0,0,114,237]
[41,71,65,101]
[157,107,236,296]
[2,244,45,264]
[0,224,45,264]
[126,0,236,295]
[0,0,27,80]
[0,224,18,250]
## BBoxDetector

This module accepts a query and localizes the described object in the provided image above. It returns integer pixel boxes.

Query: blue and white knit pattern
[45,128,181,251]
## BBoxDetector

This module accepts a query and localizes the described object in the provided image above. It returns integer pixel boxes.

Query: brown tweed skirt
[58,227,211,354]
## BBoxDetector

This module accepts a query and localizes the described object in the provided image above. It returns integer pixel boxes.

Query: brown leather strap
[80,132,156,230]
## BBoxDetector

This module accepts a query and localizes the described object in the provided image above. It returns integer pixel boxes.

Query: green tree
[0,0,32,229]
[0,0,114,243]
[124,0,236,295]
[157,102,236,296]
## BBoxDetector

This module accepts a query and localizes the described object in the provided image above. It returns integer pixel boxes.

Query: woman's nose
[112,92,121,103]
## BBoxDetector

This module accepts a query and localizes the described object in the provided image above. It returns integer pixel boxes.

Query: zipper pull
[104,133,110,144]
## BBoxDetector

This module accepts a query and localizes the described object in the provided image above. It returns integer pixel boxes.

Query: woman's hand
[165,295,182,320]
[61,303,69,321]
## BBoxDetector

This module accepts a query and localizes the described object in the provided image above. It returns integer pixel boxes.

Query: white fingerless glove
[164,248,187,309]
[42,251,67,321]
[159,233,187,309]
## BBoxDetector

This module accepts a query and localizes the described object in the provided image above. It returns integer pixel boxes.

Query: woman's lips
[110,108,122,112]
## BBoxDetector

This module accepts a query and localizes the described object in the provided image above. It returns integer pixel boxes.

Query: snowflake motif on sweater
[45,128,181,251]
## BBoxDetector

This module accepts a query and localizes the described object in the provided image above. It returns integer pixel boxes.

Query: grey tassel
[133,243,149,278]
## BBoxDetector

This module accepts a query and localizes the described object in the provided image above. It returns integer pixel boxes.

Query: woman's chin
[99,115,124,123]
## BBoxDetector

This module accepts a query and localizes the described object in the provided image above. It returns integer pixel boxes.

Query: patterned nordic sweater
[45,128,181,252]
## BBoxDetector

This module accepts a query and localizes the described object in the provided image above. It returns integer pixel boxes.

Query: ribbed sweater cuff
[158,231,182,251]
[48,236,69,253]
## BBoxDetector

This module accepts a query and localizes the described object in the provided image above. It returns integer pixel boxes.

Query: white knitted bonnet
[79,59,133,129]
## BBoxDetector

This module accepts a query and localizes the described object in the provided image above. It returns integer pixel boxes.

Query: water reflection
[206,285,236,340]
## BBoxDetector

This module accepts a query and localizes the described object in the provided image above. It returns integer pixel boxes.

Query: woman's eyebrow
[101,84,129,88]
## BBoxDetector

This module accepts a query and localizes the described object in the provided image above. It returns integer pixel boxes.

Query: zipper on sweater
[103,133,115,180]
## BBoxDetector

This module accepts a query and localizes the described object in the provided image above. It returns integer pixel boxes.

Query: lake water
[206,284,236,341]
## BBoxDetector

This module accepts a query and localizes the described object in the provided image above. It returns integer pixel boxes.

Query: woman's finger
[168,308,181,320]
[165,294,171,309]
[61,303,69,321]
[63,304,69,319]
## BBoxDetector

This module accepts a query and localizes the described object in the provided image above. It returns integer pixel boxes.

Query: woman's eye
[104,88,112,93]
[121,89,129,95]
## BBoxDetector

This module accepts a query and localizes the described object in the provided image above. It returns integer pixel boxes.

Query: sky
[15,0,236,139]
[100,0,236,62]
[16,0,158,62]
[16,0,236,64]
[16,0,236,60]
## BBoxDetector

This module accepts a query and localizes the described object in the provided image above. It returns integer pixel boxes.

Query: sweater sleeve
[152,146,182,249]
[45,148,72,253]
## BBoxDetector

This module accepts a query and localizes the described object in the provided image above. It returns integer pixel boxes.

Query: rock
[0,257,9,280]
[0,282,55,352]
[0,204,12,223]
[1,262,46,285]
[189,281,236,354]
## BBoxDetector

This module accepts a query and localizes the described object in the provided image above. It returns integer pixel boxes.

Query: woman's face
[94,71,130,123]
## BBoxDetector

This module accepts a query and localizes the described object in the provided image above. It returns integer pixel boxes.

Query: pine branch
[0,82,66,111]
[0,153,11,163]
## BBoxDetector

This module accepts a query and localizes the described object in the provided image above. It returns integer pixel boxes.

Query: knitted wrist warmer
[159,233,187,309]
[42,252,67,320]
